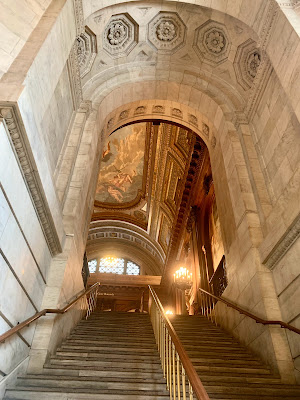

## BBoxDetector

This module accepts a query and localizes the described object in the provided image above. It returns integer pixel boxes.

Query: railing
[199,288,300,335]
[149,286,210,400]
[0,282,99,345]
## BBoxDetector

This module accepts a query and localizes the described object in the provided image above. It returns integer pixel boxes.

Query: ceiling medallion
[234,39,262,90]
[148,12,186,54]
[157,20,176,41]
[103,13,138,58]
[77,26,97,78]
[193,20,231,65]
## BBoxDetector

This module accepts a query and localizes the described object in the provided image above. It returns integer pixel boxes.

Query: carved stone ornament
[148,12,186,54]
[234,39,262,90]
[152,105,165,114]
[202,122,209,137]
[119,109,129,120]
[188,114,198,127]
[193,20,231,65]
[211,136,217,148]
[134,106,146,115]
[172,108,183,118]
[107,117,114,130]
[77,26,97,78]
[103,13,138,57]
[0,106,62,256]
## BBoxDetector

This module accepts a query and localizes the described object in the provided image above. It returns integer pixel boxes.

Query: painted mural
[95,123,146,204]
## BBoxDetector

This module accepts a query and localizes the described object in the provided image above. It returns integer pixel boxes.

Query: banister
[0,282,99,345]
[149,285,210,400]
[199,288,300,335]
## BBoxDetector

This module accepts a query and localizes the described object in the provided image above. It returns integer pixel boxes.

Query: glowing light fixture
[165,310,174,315]
[173,267,193,290]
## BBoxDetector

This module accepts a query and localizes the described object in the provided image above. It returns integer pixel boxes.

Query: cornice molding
[0,105,62,256]
[73,0,84,36]
[67,42,83,110]
[263,213,300,270]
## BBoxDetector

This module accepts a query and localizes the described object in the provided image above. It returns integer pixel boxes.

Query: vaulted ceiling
[82,0,276,277]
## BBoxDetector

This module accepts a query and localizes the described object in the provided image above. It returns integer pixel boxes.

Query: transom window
[88,257,140,275]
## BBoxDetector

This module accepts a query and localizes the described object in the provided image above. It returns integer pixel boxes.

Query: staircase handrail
[199,288,300,335]
[0,282,100,344]
[149,285,210,400]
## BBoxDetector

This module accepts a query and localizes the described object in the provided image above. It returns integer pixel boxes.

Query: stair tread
[5,311,300,400]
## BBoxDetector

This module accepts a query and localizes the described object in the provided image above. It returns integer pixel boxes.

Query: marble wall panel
[40,64,73,172]
[0,0,52,79]
[0,120,50,379]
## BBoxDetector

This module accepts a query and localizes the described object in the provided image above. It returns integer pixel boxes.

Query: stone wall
[273,237,300,382]
[0,119,51,396]
[0,0,52,79]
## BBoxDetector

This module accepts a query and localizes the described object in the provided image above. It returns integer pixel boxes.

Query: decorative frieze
[67,41,83,110]
[0,105,62,256]
[152,105,165,114]
[263,214,300,270]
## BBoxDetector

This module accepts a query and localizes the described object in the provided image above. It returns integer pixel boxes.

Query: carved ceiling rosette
[147,12,186,54]
[234,39,262,90]
[77,26,97,78]
[103,13,138,58]
[193,20,231,65]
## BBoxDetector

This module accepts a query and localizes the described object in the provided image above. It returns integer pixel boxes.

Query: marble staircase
[4,311,300,400]
[171,315,300,399]
[4,311,169,400]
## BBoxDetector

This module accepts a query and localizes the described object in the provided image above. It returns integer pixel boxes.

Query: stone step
[49,358,163,370]
[185,350,260,361]
[54,350,160,361]
[202,381,300,395]
[43,365,165,379]
[4,387,169,400]
[68,334,156,343]
[194,365,272,375]
[73,328,155,336]
[187,356,262,366]
[197,372,281,384]
[59,344,158,354]
[16,375,167,391]
[63,339,157,349]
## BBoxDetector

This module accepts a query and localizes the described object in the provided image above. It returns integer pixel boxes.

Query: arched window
[99,257,125,274]
[88,259,97,273]
[87,257,140,275]
[126,261,140,275]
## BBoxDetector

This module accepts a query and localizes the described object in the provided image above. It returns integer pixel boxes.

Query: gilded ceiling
[91,120,208,275]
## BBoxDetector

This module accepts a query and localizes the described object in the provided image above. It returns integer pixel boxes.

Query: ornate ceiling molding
[77,26,97,78]
[87,220,165,266]
[263,213,300,270]
[0,105,62,256]
[73,0,84,36]
[166,136,205,267]
[103,13,139,58]
[234,39,262,91]
[147,12,187,54]
[67,41,83,110]
[193,20,231,65]
[257,1,279,50]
